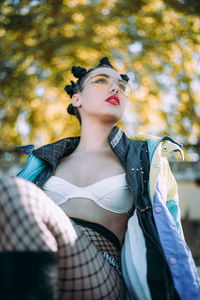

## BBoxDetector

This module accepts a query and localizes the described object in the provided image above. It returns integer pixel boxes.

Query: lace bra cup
[42,174,133,214]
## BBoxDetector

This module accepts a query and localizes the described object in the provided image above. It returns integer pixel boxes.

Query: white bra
[42,174,133,214]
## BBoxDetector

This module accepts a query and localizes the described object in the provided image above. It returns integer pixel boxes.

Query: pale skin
[54,67,130,245]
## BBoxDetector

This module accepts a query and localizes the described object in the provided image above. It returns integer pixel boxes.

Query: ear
[71,93,82,108]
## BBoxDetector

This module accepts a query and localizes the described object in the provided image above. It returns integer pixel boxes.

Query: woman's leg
[0,177,125,300]
[0,177,59,300]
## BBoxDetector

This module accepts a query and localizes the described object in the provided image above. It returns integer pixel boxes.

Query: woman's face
[72,67,129,125]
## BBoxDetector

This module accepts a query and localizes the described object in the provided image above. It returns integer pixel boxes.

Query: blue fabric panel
[166,200,182,233]
[16,154,47,183]
[153,182,200,299]
[146,139,158,163]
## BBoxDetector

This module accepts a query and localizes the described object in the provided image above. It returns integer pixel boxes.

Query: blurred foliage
[0,0,200,160]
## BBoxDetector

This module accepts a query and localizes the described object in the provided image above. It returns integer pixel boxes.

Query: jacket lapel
[32,137,80,170]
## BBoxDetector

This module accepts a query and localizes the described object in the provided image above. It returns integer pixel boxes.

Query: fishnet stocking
[0,177,125,300]
[74,222,121,265]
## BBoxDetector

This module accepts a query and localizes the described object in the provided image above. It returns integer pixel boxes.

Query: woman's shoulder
[128,134,184,161]
[17,136,80,156]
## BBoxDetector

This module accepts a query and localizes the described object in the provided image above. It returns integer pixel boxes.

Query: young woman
[0,57,199,300]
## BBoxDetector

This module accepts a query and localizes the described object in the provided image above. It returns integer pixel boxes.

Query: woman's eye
[94,78,107,84]
[119,82,126,91]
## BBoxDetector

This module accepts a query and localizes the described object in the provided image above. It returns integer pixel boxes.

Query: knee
[0,177,37,207]
[0,177,78,251]
[0,177,58,251]
[0,177,49,222]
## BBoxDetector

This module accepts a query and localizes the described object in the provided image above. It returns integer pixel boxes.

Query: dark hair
[64,57,129,123]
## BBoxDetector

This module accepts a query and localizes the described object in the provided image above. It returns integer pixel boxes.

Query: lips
[105,95,120,105]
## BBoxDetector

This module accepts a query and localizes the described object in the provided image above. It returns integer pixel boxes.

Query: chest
[53,151,125,187]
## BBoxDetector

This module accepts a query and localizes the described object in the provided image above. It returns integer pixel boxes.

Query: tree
[0,0,199,160]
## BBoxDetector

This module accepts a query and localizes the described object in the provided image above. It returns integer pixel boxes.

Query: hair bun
[64,81,76,98]
[98,57,113,68]
[120,74,129,82]
[72,66,87,79]
[67,103,75,115]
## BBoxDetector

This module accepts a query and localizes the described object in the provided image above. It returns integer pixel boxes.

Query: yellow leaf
[72,13,85,23]
[24,38,38,47]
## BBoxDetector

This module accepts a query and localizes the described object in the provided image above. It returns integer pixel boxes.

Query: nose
[109,81,120,94]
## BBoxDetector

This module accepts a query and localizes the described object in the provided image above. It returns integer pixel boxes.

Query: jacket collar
[33,136,80,170]
[33,126,123,170]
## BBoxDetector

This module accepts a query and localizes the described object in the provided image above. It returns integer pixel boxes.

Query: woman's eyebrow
[95,73,110,77]
[95,73,122,80]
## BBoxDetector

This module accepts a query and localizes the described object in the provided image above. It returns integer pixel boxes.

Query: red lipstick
[105,95,120,105]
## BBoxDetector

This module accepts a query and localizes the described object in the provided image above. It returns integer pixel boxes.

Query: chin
[101,113,122,124]
[85,107,123,123]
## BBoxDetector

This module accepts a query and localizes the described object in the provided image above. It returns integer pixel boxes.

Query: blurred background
[0,0,199,270]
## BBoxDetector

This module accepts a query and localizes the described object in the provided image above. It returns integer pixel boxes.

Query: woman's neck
[75,121,115,153]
